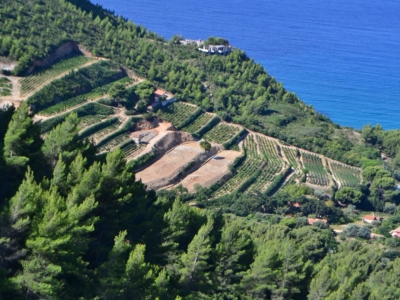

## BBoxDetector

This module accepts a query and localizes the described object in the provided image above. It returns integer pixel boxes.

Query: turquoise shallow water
[92,0,400,130]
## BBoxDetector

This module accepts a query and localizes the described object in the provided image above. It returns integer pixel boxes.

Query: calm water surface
[92,0,400,130]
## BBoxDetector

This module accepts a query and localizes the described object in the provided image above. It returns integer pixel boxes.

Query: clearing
[176,150,242,193]
[136,141,208,190]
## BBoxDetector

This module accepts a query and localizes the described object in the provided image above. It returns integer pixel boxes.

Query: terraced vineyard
[20,56,93,96]
[256,136,283,165]
[301,152,330,186]
[243,134,260,158]
[12,53,363,197]
[157,102,198,126]
[39,103,115,134]
[0,77,12,96]
[78,115,111,129]
[281,146,303,182]
[123,143,146,160]
[91,121,122,142]
[79,117,121,142]
[212,157,261,197]
[246,162,283,194]
[243,135,285,194]
[28,60,125,112]
[282,146,303,173]
[203,123,241,144]
[330,161,361,188]
[181,113,214,133]
[98,132,130,152]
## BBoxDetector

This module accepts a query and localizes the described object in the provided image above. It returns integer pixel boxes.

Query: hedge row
[79,117,119,140]
[128,151,157,171]
[235,169,262,194]
[176,108,204,130]
[229,153,246,174]
[96,116,142,147]
[40,102,115,133]
[193,116,220,138]
[264,166,293,196]
[222,128,247,150]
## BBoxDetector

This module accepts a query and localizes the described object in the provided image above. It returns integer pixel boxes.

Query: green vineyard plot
[28,60,125,112]
[181,113,214,133]
[301,152,330,186]
[256,135,283,164]
[282,147,301,170]
[20,56,93,96]
[243,134,259,158]
[0,77,12,96]
[212,157,261,197]
[246,161,283,194]
[157,102,198,126]
[203,123,240,144]
[98,132,131,153]
[330,161,361,188]
[39,102,115,134]
[121,141,146,160]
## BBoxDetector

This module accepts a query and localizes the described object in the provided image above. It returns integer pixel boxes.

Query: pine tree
[179,216,214,294]
[272,239,309,300]
[3,103,39,164]
[86,149,154,268]
[308,265,334,300]
[42,112,81,169]
[13,181,98,299]
[51,154,67,196]
[162,197,204,269]
[240,240,280,299]
[96,230,133,299]
[97,231,170,299]
[2,103,41,200]
[213,216,252,296]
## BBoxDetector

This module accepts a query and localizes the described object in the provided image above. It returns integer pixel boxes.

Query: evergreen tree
[2,103,41,200]
[178,216,214,294]
[13,178,98,298]
[213,216,252,296]
[42,113,81,170]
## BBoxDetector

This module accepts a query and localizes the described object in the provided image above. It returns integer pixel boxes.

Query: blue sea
[92,0,400,130]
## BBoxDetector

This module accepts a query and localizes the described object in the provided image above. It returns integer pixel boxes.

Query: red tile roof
[154,89,166,97]
[363,215,382,221]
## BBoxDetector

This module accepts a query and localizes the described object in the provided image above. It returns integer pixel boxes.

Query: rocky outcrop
[27,41,82,75]
[152,131,194,155]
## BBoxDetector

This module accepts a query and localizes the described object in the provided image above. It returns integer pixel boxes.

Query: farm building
[362,214,383,224]
[154,89,176,103]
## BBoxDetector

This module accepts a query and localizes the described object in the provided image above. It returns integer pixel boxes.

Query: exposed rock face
[153,131,194,155]
[135,119,160,131]
[27,41,82,75]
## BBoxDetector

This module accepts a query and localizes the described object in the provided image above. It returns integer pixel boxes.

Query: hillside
[1,52,362,200]
[1,0,400,299]
[0,0,365,165]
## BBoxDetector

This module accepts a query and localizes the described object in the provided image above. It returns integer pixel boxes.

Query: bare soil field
[176,150,242,193]
[136,141,211,190]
